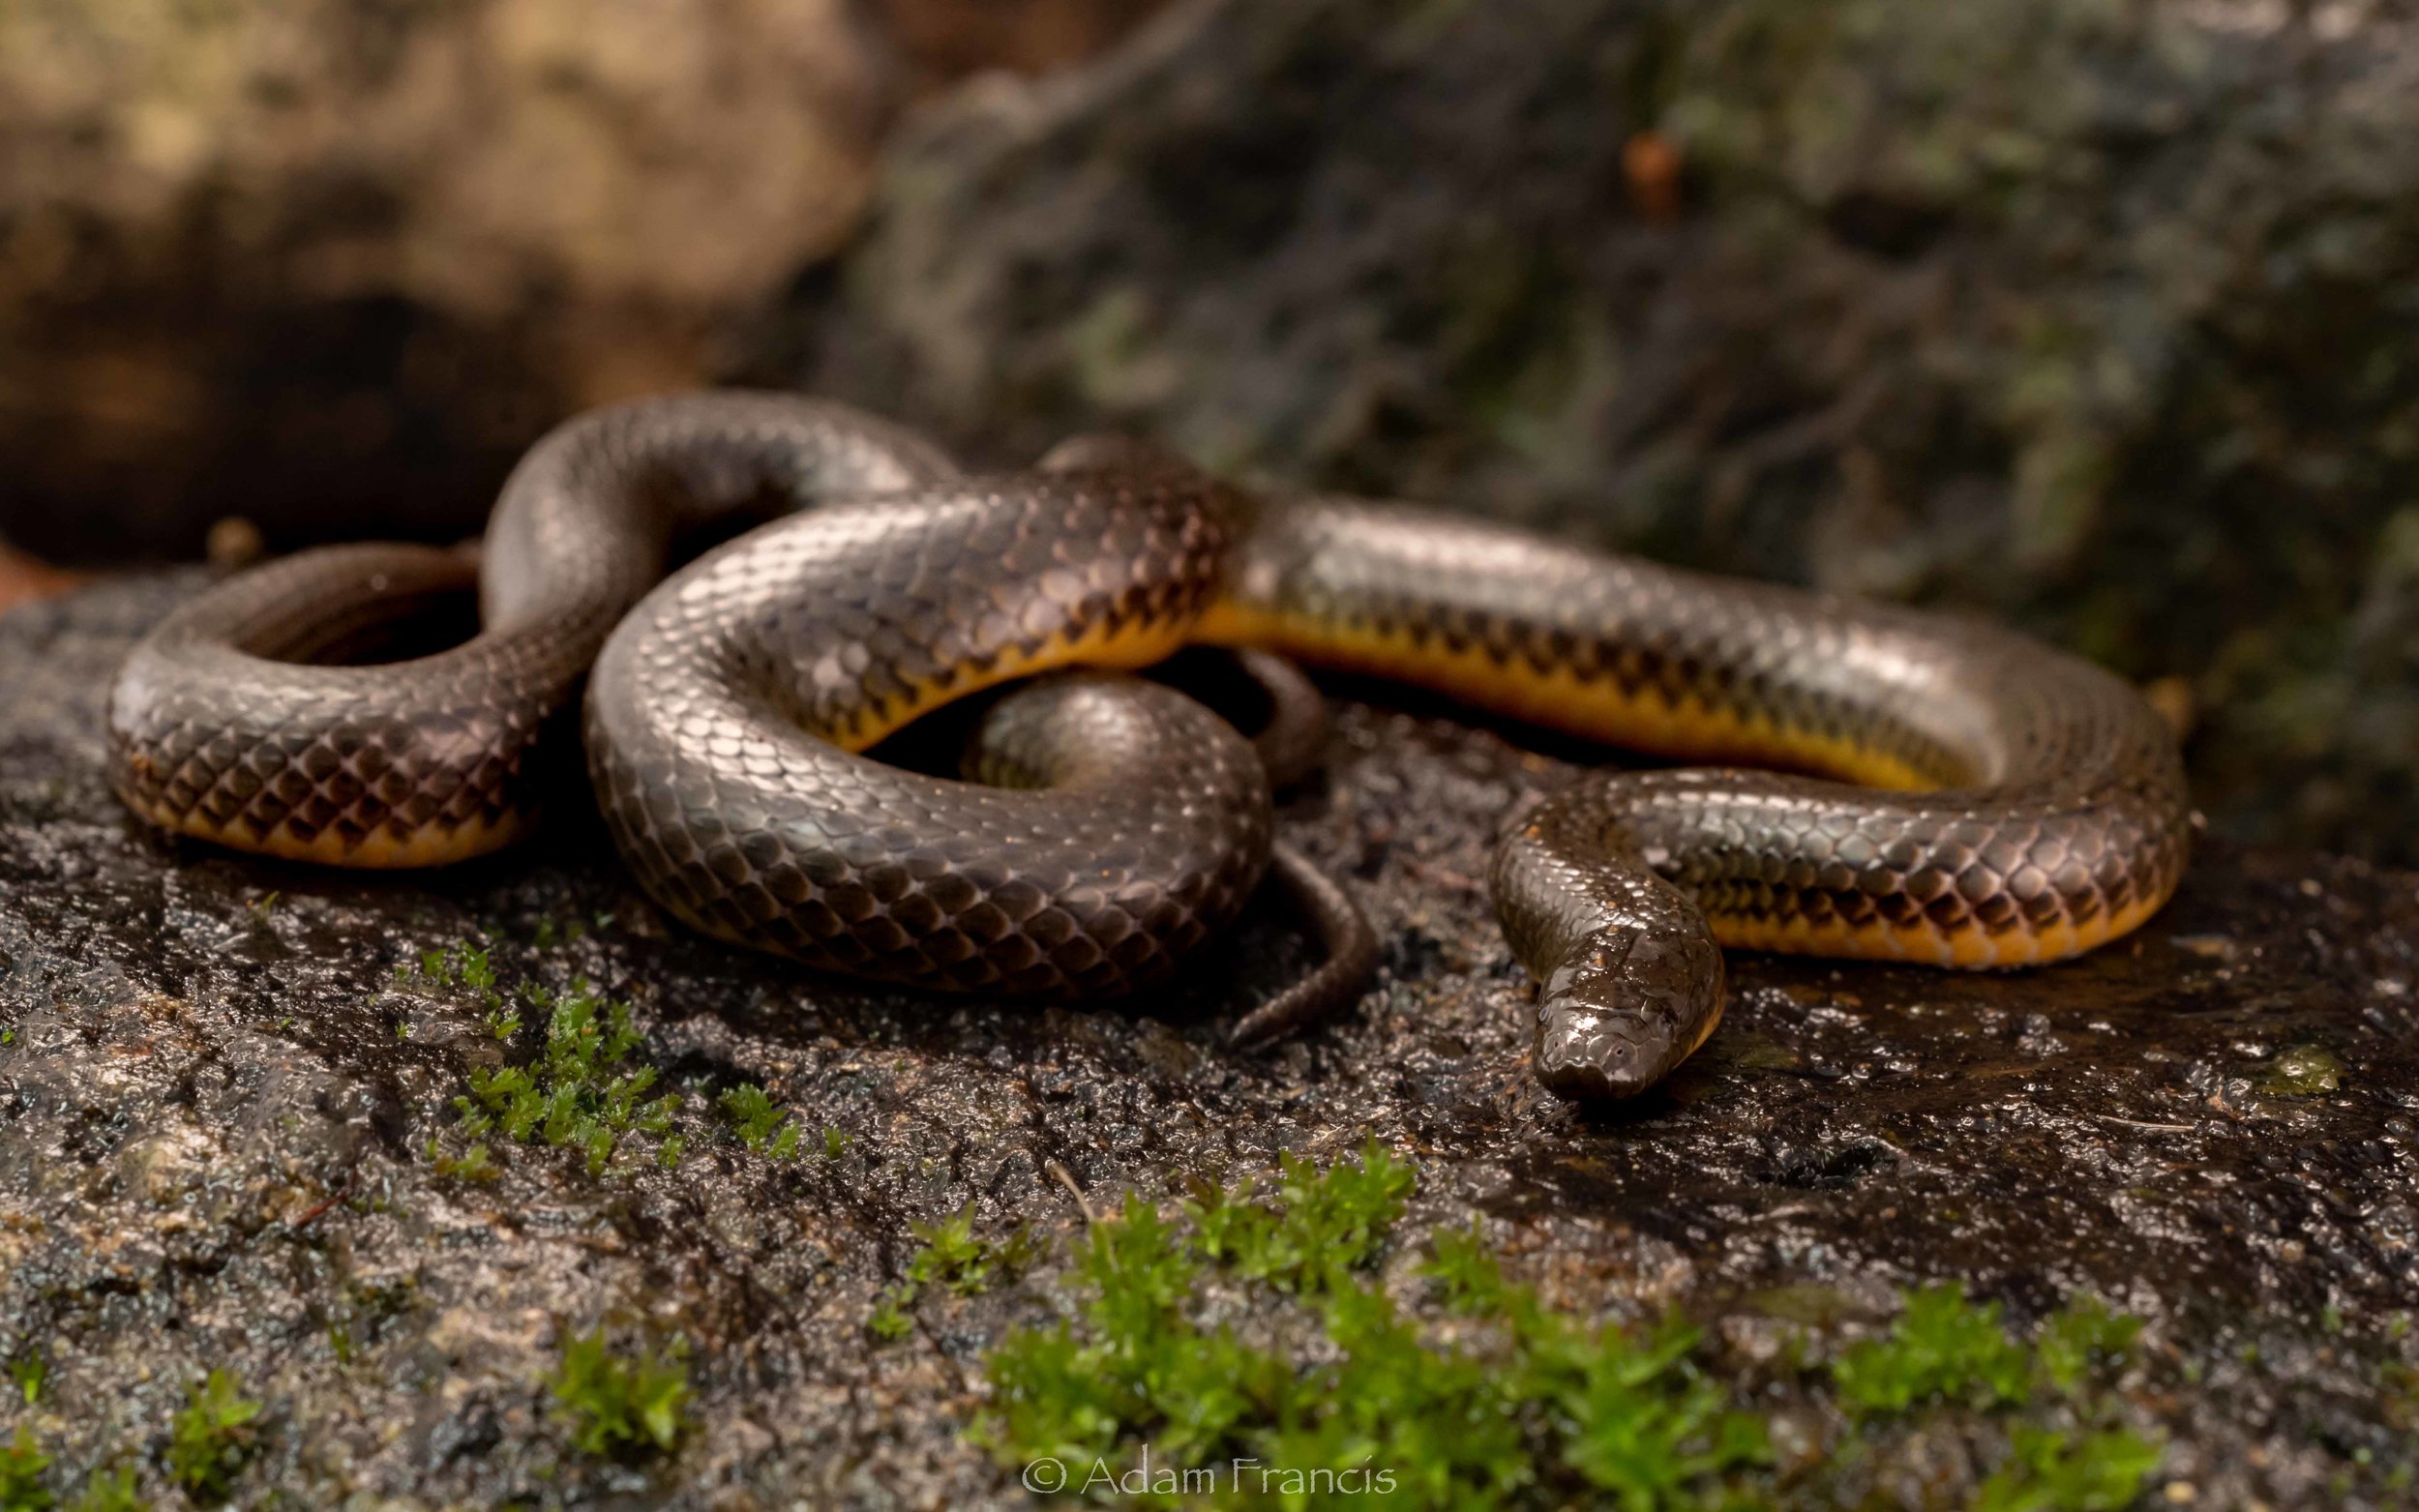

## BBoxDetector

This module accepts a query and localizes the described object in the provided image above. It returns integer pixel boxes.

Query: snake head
[1533,923,1725,1100]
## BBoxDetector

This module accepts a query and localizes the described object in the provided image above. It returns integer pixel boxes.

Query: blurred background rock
[0,0,1164,564]
[4,0,2415,861]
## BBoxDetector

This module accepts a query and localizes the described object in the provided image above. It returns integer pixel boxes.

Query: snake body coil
[107,393,2192,1099]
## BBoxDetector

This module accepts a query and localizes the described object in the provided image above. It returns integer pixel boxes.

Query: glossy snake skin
[1202,503,2192,1095]
[106,392,2192,1098]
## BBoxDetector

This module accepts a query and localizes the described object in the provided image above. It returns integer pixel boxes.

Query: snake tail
[1229,844,1383,1048]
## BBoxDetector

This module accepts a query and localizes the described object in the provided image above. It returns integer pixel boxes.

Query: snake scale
[107,393,2192,1098]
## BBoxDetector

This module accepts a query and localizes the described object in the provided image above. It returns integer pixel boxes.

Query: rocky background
[0,0,1164,565]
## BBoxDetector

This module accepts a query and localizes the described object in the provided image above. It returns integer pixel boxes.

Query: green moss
[1741,1283,1861,1329]
[1977,1426,2165,1512]
[1064,286,1180,412]
[1837,1286,2153,1422]
[529,914,587,950]
[323,1275,417,1370]
[1834,1283,2032,1414]
[64,1468,143,1512]
[868,1204,1039,1340]
[867,1288,916,1343]
[8,1353,42,1407]
[0,1444,139,1512]
[165,1370,262,1505]
[718,1083,800,1158]
[2380,1362,2419,1434]
[1,1428,51,1512]
[906,1206,996,1295]
[412,941,684,1178]
[945,1147,2165,1508]
[974,1143,1769,1507]
[549,1329,690,1460]
[429,1141,498,1184]
[2035,1297,2145,1396]
[1183,1141,1414,1292]
[1809,1288,2162,1507]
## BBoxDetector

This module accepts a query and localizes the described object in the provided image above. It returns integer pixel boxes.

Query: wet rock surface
[3,577,2416,1507]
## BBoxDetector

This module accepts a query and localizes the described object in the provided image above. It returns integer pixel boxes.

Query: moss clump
[974,1142,1769,1507]
[1,1427,52,1512]
[867,1290,916,1344]
[1186,1142,1415,1290]
[869,1205,1041,1341]
[549,1329,690,1460]
[1833,1282,2033,1413]
[71,1469,142,1512]
[1832,1279,2155,1487]
[718,1082,801,1159]
[1976,1426,2164,1512]
[165,1370,262,1505]
[911,1206,1037,1296]
[428,1141,498,1184]
[408,943,684,1177]
[957,1144,2163,1509]
[2033,1297,2148,1398]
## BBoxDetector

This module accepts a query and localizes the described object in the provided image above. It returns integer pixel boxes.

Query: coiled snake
[107,393,2192,1098]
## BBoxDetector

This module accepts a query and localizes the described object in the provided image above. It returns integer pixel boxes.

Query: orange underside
[1711,889,2171,968]
[1193,602,1937,789]
[1193,603,2175,967]
[844,615,1196,752]
[135,795,530,869]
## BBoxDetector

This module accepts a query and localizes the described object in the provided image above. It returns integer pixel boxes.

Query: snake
[106,392,2193,1099]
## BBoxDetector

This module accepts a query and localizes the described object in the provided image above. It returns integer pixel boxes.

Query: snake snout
[1533,928,1724,1101]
